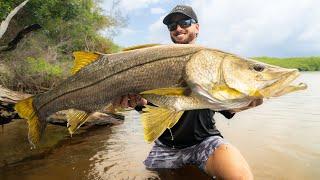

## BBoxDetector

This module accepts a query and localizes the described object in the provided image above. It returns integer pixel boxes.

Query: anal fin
[141,105,183,143]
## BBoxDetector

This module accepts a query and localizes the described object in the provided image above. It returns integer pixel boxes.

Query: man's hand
[230,99,263,113]
[113,94,147,108]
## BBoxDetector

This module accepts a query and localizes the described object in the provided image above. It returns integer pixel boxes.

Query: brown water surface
[0,72,319,180]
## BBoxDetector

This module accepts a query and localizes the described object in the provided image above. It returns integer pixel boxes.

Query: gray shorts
[143,136,227,171]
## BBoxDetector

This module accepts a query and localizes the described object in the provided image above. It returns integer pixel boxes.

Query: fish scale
[34,46,200,111]
[34,46,201,119]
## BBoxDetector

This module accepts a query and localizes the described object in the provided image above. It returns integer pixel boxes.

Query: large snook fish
[15,44,307,146]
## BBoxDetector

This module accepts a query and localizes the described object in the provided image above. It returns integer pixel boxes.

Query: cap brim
[163,12,193,25]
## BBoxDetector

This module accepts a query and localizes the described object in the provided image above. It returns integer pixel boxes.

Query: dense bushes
[0,0,123,93]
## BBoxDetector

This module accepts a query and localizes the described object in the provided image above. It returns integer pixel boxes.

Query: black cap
[163,5,198,25]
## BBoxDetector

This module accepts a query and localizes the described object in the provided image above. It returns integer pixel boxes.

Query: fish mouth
[259,69,306,97]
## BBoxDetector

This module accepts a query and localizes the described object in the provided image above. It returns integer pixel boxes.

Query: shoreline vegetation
[0,0,124,94]
[253,56,320,71]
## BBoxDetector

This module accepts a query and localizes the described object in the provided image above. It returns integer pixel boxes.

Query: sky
[101,0,320,57]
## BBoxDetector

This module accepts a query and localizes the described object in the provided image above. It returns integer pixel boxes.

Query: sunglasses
[167,19,196,31]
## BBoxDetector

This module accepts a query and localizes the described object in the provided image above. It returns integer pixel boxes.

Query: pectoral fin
[65,109,90,135]
[190,83,218,103]
[140,87,188,96]
[141,106,183,143]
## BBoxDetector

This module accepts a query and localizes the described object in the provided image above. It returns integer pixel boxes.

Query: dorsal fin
[122,44,161,51]
[71,51,100,74]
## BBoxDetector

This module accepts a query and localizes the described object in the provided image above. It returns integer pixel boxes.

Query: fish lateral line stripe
[37,52,199,111]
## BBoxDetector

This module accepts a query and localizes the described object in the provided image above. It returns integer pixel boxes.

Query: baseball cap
[163,5,198,25]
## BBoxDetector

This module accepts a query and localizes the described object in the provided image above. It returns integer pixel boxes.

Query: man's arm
[113,94,148,110]
[219,110,236,119]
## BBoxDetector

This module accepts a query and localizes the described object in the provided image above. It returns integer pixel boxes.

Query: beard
[171,32,197,44]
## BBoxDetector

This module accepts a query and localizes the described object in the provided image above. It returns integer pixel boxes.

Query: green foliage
[0,0,125,93]
[1,0,123,53]
[25,57,62,77]
[0,1,15,20]
[253,57,320,71]
[0,57,66,94]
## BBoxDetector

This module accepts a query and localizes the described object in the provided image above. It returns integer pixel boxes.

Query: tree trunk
[0,85,31,103]
[0,85,31,124]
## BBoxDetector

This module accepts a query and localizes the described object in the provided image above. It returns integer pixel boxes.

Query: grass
[252,57,320,71]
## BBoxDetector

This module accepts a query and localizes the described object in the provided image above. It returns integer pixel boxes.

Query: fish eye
[252,64,265,72]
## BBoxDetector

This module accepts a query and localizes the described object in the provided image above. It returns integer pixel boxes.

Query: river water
[0,72,319,180]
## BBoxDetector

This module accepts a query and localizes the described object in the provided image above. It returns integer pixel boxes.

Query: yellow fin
[15,97,41,147]
[140,87,187,96]
[210,85,244,99]
[72,51,100,74]
[65,109,90,135]
[122,44,161,51]
[248,89,263,97]
[141,105,183,143]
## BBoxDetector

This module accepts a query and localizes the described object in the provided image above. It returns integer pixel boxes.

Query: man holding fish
[15,3,306,179]
[117,5,260,179]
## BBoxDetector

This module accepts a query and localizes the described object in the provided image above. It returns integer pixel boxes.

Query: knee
[205,144,254,179]
[213,161,254,180]
[208,162,254,180]
[219,168,253,180]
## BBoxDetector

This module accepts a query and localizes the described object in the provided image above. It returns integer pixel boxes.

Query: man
[117,5,262,179]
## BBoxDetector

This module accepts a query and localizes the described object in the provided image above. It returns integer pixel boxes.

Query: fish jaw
[221,53,307,98]
[272,82,307,97]
[259,69,306,97]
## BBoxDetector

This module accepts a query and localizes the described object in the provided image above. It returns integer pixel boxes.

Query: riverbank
[253,56,320,71]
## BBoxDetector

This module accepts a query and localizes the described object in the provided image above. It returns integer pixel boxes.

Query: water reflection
[88,111,159,179]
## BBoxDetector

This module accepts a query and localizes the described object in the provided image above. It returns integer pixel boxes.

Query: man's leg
[205,144,253,179]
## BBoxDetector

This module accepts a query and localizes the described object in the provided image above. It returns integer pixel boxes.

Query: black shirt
[158,109,235,149]
[135,105,235,149]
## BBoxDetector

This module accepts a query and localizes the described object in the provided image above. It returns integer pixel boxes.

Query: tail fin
[15,97,42,148]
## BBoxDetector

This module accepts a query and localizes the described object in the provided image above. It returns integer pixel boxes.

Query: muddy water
[0,72,319,180]
[0,112,209,180]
